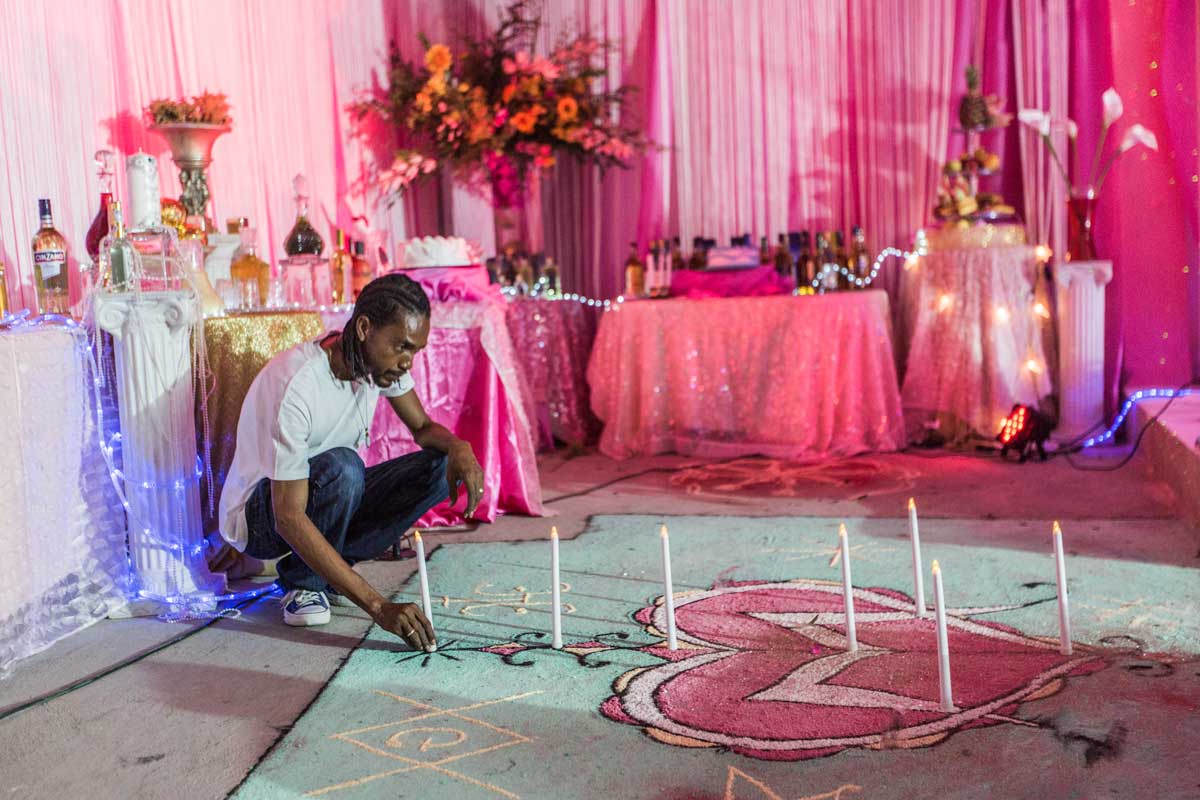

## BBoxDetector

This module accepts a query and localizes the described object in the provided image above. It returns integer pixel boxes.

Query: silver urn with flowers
[146,92,233,223]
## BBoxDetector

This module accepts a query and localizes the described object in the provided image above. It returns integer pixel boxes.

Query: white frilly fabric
[901,246,1049,440]
[0,322,127,678]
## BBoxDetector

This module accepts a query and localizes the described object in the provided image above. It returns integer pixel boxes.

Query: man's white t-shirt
[217,339,414,552]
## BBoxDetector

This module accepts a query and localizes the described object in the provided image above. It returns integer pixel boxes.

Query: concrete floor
[1,445,1194,799]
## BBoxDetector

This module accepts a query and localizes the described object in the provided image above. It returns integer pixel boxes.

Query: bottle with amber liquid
[230,225,271,308]
[623,241,644,298]
[773,233,792,277]
[32,198,70,315]
[350,240,373,300]
[0,255,10,316]
[283,174,324,257]
[330,229,351,304]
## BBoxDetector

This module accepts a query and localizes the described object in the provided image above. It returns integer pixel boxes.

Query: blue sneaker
[282,589,331,626]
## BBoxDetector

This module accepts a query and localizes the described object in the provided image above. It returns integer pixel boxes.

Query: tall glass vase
[492,168,543,255]
[1067,190,1097,262]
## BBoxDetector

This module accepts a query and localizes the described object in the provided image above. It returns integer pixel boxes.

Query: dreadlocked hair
[340,273,431,382]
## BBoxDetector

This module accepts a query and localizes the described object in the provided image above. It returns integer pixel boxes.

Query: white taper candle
[660,525,678,650]
[909,498,927,617]
[932,560,955,712]
[1052,521,1073,656]
[551,526,563,649]
[414,531,435,651]
[838,523,858,652]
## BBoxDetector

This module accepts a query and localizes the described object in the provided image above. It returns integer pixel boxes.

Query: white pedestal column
[95,291,224,614]
[1054,260,1113,440]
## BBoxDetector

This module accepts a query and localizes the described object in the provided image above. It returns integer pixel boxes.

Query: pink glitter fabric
[587,292,905,460]
[322,295,545,527]
[669,266,794,299]
[505,297,600,449]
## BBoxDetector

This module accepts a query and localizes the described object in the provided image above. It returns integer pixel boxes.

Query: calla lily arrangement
[1018,87,1157,198]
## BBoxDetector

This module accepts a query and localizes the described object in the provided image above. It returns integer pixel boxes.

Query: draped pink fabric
[587,293,906,460]
[669,266,793,299]
[0,0,1195,389]
[322,297,545,527]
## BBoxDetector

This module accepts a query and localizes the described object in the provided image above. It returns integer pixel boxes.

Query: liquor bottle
[798,230,816,287]
[688,237,706,270]
[283,174,324,256]
[330,229,351,304]
[671,236,685,274]
[623,241,645,297]
[834,230,850,290]
[32,199,70,315]
[99,201,137,291]
[645,241,659,297]
[759,235,771,265]
[85,150,116,264]
[230,226,270,307]
[350,240,373,300]
[851,225,870,284]
[773,233,792,277]
[817,232,840,293]
[0,256,9,316]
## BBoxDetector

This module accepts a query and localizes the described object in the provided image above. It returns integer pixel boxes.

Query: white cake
[399,236,482,268]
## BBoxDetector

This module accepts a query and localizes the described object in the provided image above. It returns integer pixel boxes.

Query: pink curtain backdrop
[0,1,1195,389]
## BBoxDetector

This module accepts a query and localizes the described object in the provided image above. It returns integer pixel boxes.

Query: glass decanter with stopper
[85,150,115,267]
[283,173,324,257]
[98,200,138,292]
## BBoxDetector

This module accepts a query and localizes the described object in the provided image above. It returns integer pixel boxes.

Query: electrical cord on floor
[0,593,265,725]
[1056,379,1197,472]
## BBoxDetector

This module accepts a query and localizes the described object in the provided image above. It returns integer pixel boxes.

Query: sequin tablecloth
[198,311,325,534]
[901,245,1047,441]
[505,297,600,449]
[323,300,544,527]
[587,293,905,460]
[0,323,126,675]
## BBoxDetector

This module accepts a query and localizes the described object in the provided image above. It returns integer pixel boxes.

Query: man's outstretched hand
[446,441,485,517]
[373,601,436,651]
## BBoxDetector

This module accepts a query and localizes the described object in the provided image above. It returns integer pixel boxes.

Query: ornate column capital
[94,290,197,339]
[1054,259,1113,289]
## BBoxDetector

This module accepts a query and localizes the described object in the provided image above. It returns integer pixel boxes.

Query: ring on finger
[402,628,414,636]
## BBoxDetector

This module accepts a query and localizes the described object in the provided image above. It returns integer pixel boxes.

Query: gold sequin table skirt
[196,311,324,536]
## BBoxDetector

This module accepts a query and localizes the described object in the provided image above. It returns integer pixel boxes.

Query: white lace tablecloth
[0,323,126,676]
[901,245,1048,440]
[587,292,906,460]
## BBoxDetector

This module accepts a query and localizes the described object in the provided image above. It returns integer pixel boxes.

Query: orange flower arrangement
[350,1,650,206]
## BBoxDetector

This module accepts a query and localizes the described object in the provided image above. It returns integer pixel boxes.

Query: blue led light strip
[1080,388,1194,448]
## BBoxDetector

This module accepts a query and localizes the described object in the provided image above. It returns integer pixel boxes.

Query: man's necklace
[325,333,371,448]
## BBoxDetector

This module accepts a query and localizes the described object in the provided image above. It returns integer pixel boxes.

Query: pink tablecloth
[900,245,1047,441]
[587,292,905,460]
[505,297,600,449]
[322,295,544,527]
[669,266,793,299]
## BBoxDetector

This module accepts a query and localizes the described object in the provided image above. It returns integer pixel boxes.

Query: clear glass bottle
[283,174,324,256]
[330,228,351,304]
[230,226,270,307]
[851,224,870,283]
[99,201,138,291]
[32,198,70,315]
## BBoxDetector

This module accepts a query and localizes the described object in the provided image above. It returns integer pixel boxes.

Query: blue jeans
[243,447,449,592]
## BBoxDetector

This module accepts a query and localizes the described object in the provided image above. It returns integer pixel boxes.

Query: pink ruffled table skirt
[900,245,1047,441]
[505,297,600,449]
[322,298,544,527]
[587,292,906,460]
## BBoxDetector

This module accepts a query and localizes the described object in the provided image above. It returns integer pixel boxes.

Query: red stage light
[997,404,1051,462]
